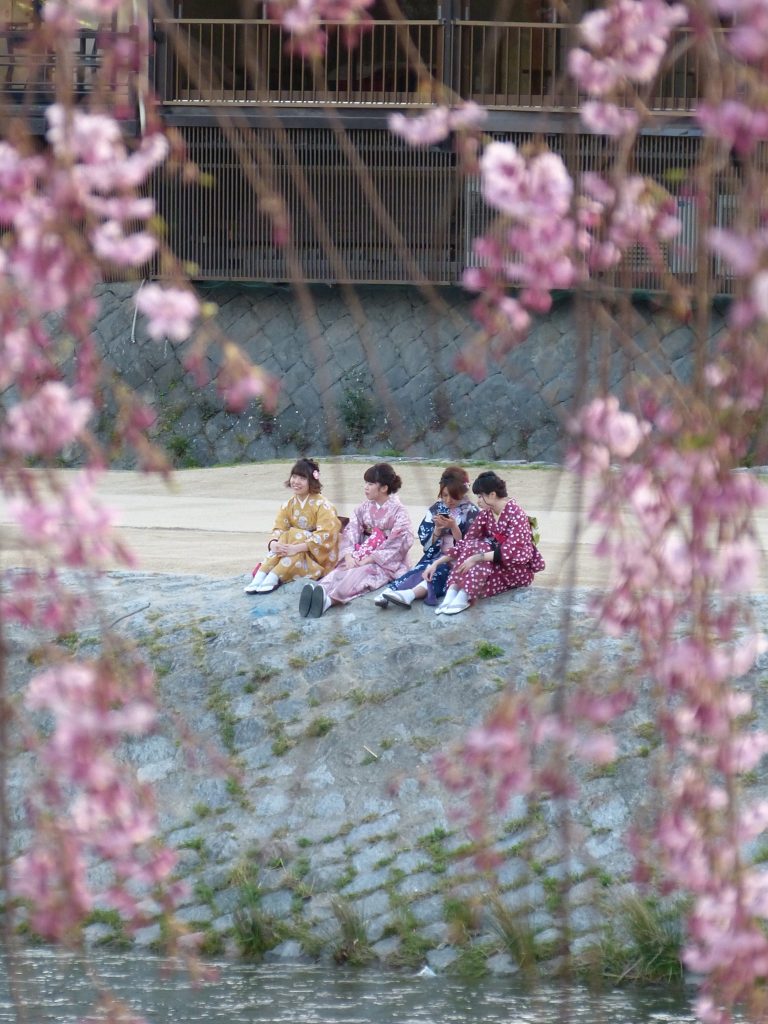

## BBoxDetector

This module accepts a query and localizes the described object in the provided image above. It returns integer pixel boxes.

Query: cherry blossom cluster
[379,0,768,1019]
[568,384,768,1023]
[0,16,238,963]
[436,687,632,856]
[458,141,680,374]
[14,653,182,941]
[268,0,374,58]
[388,103,487,147]
[710,0,768,61]
[568,0,687,136]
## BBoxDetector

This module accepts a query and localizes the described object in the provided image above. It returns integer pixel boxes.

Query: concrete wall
[93,283,726,468]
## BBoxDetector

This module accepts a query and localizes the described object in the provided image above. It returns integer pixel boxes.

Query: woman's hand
[457,553,484,575]
[342,553,357,569]
[275,542,301,556]
[435,514,461,541]
[425,556,448,581]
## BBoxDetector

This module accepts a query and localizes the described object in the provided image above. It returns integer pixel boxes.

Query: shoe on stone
[308,584,326,618]
[244,577,263,594]
[299,582,316,617]
[254,581,279,593]
[385,589,413,609]
[373,593,389,608]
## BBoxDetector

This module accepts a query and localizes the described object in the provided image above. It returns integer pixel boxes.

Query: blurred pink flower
[2,382,91,457]
[91,221,157,267]
[581,100,639,136]
[697,101,768,154]
[135,284,200,342]
[388,108,451,146]
[570,0,687,94]
[707,229,761,275]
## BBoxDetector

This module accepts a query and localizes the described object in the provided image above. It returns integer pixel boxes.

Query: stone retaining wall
[93,284,726,467]
[9,573,765,975]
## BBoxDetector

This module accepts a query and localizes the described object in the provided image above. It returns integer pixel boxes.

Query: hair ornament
[312,469,320,480]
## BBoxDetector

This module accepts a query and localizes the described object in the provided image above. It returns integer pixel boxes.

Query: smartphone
[435,501,450,518]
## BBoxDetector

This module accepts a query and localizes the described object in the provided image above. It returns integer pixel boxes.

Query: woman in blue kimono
[374,465,477,609]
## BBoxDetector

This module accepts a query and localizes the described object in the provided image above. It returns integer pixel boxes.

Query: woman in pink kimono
[426,470,545,616]
[299,463,414,618]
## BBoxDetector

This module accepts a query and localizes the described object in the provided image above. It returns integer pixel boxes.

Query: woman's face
[290,473,310,497]
[364,478,388,504]
[440,487,459,509]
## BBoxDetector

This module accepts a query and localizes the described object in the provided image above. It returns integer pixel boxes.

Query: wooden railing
[154,19,444,106]
[154,18,706,114]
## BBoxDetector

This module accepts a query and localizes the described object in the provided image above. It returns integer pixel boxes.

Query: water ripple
[0,952,727,1024]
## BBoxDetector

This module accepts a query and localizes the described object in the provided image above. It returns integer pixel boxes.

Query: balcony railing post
[441,0,456,101]
[153,20,169,101]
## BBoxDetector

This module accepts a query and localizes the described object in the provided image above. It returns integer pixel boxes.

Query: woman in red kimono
[425,470,545,616]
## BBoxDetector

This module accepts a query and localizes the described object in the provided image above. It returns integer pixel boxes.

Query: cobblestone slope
[9,572,767,975]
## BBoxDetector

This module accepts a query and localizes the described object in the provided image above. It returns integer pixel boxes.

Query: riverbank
[9,567,767,977]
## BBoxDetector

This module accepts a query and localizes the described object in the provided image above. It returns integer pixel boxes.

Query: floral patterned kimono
[445,499,545,601]
[319,496,414,604]
[260,495,341,583]
[389,497,478,602]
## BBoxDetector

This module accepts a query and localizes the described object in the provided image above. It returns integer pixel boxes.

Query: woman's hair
[363,462,402,494]
[285,458,322,493]
[472,470,508,498]
[439,465,470,501]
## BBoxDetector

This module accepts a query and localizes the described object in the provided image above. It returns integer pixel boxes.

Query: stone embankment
[7,572,768,976]
[90,284,725,468]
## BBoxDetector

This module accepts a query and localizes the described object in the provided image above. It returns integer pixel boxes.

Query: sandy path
[2,461,766,591]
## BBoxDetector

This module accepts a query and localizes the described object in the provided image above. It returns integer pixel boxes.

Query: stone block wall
[93,283,727,467]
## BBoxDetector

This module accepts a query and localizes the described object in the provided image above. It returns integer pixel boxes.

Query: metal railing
[154,19,444,106]
[146,125,744,293]
[455,20,565,109]
[455,22,705,112]
[154,18,706,113]
[0,25,134,108]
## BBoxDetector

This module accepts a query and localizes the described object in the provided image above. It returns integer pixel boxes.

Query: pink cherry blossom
[46,105,124,165]
[388,108,452,146]
[389,102,487,146]
[135,284,201,342]
[570,0,687,95]
[707,229,761,276]
[2,382,92,457]
[712,0,768,61]
[697,101,768,155]
[91,221,157,267]
[750,271,768,319]
[269,0,373,56]
[9,472,134,569]
[581,100,640,136]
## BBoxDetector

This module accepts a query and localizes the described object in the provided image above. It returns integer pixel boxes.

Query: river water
[0,951,720,1024]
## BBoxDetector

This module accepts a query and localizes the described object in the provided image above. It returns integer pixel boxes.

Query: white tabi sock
[255,571,280,592]
[435,586,459,614]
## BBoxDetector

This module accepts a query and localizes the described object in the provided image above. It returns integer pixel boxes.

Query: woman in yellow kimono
[245,458,340,594]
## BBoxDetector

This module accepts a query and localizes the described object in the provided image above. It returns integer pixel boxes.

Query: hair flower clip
[312,469,320,480]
